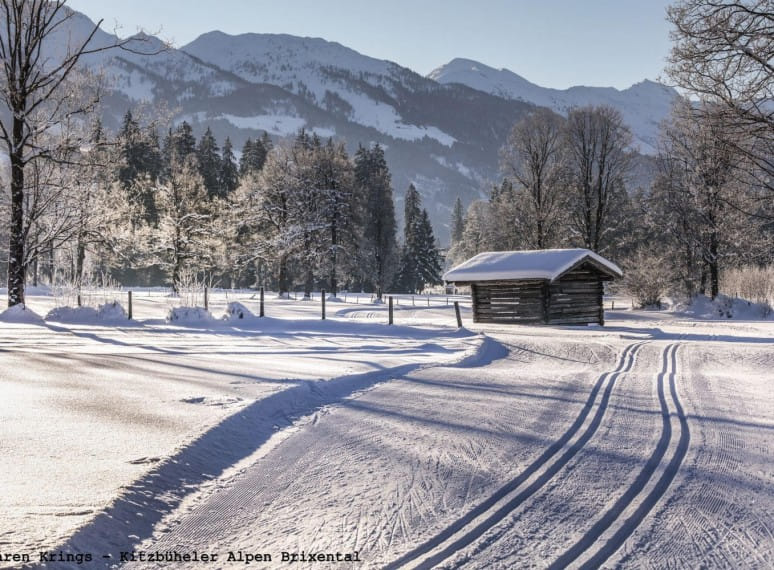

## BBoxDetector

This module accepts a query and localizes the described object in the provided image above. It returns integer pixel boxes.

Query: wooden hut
[443,249,622,326]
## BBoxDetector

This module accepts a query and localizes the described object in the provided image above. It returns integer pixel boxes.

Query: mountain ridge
[55,10,670,242]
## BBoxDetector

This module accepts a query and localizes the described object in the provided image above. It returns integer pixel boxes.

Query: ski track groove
[559,342,691,569]
[385,341,645,570]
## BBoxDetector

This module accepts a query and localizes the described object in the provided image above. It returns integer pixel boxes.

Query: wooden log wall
[547,266,603,325]
[469,263,606,326]
[471,281,546,324]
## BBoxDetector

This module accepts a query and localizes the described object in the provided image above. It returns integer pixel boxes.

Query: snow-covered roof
[443,249,623,283]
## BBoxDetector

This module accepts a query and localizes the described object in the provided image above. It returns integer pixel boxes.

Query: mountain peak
[429,57,678,154]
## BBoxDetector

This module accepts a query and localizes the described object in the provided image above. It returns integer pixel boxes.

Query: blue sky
[67,0,675,90]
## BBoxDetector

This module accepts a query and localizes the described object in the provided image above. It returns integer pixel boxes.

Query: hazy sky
[67,0,675,90]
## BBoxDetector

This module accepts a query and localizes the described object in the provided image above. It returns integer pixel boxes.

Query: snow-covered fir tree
[396,184,442,293]
[355,143,398,299]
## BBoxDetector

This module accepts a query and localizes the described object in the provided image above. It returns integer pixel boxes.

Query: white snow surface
[674,293,774,321]
[443,248,623,283]
[0,304,44,323]
[45,302,128,323]
[1,290,772,569]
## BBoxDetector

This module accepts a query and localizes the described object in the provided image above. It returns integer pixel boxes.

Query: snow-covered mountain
[429,58,678,154]
[52,9,670,242]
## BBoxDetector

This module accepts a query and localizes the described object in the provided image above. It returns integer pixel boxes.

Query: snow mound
[46,306,99,323]
[167,306,216,324]
[46,302,129,323]
[326,295,343,302]
[677,294,773,320]
[0,304,44,323]
[97,301,129,321]
[223,302,255,321]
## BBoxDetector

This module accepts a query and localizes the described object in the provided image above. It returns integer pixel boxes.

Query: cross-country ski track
[1,296,772,569]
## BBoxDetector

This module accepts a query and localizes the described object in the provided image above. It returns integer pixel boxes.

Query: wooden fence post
[321,289,326,320]
[259,286,265,317]
[77,294,81,307]
[388,296,393,325]
[128,291,133,320]
[454,301,462,328]
[204,286,209,311]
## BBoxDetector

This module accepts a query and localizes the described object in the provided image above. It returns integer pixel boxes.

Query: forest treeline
[0,112,443,298]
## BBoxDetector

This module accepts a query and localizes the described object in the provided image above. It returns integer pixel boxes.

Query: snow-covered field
[1,291,772,569]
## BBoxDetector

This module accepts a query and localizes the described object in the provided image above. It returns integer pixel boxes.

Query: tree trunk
[330,207,338,297]
[304,265,313,299]
[8,116,26,306]
[75,232,86,286]
[278,255,289,297]
[709,232,719,300]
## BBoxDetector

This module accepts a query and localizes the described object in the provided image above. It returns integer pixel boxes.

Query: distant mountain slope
[51,10,666,243]
[429,58,679,154]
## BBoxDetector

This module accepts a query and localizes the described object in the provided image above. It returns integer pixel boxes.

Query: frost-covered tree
[116,111,163,225]
[487,178,528,251]
[154,154,214,289]
[650,100,753,298]
[236,144,299,296]
[0,0,156,305]
[454,200,495,263]
[314,139,357,296]
[355,143,398,299]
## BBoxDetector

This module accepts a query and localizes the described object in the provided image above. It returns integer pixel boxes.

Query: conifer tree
[163,122,197,176]
[396,184,442,292]
[116,110,163,225]
[355,143,398,299]
[315,139,357,296]
[239,133,270,177]
[197,127,221,198]
[450,196,465,245]
[415,209,443,292]
[219,137,239,196]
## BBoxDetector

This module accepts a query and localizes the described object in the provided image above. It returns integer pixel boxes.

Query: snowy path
[120,323,772,569]
[2,297,772,569]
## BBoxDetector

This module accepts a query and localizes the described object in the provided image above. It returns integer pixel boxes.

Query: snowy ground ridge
[31,332,496,569]
[387,341,647,569]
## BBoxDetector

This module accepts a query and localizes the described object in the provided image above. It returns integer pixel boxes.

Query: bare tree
[500,108,567,249]
[651,100,752,298]
[0,0,156,306]
[565,105,633,252]
[666,0,774,208]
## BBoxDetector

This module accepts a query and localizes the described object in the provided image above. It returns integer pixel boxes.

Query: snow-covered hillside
[57,8,676,241]
[429,58,679,154]
[183,32,457,147]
